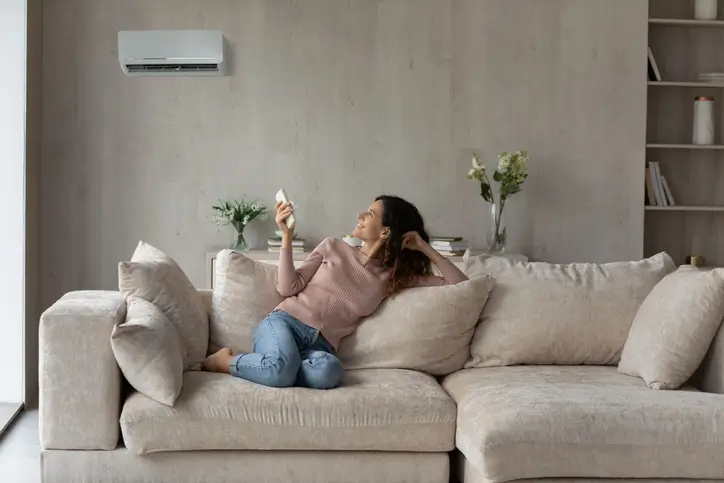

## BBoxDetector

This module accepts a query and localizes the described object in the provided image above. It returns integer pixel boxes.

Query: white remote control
[275,189,296,229]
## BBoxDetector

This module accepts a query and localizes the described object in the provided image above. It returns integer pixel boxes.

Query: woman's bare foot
[202,347,233,374]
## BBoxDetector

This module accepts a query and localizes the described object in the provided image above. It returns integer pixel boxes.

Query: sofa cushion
[619,266,724,389]
[212,250,493,376]
[337,276,495,376]
[111,297,185,406]
[464,252,675,367]
[118,241,208,368]
[442,366,724,482]
[121,369,456,454]
[695,321,724,394]
[209,250,282,353]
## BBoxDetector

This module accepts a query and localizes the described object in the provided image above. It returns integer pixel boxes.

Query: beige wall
[40,0,648,308]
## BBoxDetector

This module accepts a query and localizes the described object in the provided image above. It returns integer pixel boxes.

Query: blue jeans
[229,310,344,389]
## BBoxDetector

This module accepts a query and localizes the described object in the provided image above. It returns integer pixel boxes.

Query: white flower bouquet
[467,151,528,252]
[212,199,269,250]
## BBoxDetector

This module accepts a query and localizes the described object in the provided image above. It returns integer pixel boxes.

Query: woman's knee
[301,352,344,389]
[261,353,299,387]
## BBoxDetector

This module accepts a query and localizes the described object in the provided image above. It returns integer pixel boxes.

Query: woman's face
[352,200,386,242]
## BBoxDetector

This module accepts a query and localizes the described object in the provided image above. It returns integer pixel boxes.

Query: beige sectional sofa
[38,250,724,483]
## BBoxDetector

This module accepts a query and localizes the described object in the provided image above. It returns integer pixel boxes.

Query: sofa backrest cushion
[211,250,495,375]
[118,241,209,369]
[337,276,495,376]
[619,266,724,390]
[464,252,675,368]
[210,250,283,353]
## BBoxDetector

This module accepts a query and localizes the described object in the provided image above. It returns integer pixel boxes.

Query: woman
[202,195,468,389]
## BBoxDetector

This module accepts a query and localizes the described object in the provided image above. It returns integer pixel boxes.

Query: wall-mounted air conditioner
[118,30,226,77]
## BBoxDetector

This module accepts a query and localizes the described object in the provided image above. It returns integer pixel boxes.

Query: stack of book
[267,237,306,253]
[698,72,724,83]
[430,237,469,257]
[646,161,676,207]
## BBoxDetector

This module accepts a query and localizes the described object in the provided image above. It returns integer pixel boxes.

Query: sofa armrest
[694,323,724,394]
[39,291,126,450]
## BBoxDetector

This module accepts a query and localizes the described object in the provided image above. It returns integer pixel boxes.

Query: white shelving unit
[645,1,724,267]
[645,205,724,212]
[646,143,724,149]
[648,81,724,87]
[649,18,724,27]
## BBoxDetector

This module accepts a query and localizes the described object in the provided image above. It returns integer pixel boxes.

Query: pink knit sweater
[275,237,468,348]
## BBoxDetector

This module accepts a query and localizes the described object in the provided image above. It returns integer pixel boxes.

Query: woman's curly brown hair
[375,195,434,295]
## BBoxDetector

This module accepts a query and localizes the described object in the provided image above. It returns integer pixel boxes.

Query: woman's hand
[402,231,429,252]
[275,201,295,234]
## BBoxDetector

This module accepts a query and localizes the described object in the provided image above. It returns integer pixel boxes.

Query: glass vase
[488,202,507,254]
[231,223,248,251]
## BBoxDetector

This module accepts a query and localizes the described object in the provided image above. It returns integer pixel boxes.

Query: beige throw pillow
[118,241,208,369]
[209,250,283,353]
[111,297,185,406]
[337,276,495,376]
[618,267,724,389]
[464,252,675,368]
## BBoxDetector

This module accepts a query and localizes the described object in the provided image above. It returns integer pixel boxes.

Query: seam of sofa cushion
[121,420,456,454]
[120,417,456,429]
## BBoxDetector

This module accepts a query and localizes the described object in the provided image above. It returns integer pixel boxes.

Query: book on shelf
[268,247,306,253]
[645,166,657,205]
[661,176,676,206]
[647,46,662,81]
[698,72,724,82]
[431,237,468,257]
[646,161,676,206]
[267,237,305,248]
[431,240,469,252]
[430,236,464,242]
[436,250,466,257]
[653,161,666,206]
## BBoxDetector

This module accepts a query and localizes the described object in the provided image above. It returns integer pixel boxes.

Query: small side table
[204,249,527,290]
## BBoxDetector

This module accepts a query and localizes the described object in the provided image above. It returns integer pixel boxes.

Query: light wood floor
[0,410,40,483]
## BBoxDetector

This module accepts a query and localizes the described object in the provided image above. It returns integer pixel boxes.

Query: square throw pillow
[618,266,724,390]
[209,250,283,353]
[111,297,185,406]
[118,241,208,369]
[464,252,675,368]
[337,276,495,376]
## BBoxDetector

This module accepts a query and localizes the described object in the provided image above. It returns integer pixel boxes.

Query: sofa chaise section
[443,365,724,483]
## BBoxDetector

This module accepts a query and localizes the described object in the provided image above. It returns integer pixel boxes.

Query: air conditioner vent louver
[126,63,220,73]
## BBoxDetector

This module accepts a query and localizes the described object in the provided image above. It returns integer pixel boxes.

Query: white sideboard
[205,249,527,290]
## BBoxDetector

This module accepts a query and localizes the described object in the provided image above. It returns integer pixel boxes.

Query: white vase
[693,96,715,145]
[695,0,718,20]
[487,202,507,254]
